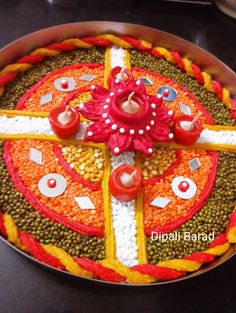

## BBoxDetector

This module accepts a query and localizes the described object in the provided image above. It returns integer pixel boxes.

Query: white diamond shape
[79,74,97,82]
[74,196,96,210]
[29,148,43,165]
[138,77,153,86]
[150,196,171,208]
[188,157,201,171]
[40,93,53,106]
[179,102,191,115]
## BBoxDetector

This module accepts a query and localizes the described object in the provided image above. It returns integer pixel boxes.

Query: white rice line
[0,115,89,140]
[109,46,139,267]
[197,129,236,145]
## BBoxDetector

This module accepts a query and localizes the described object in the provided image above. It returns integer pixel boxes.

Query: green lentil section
[0,47,104,109]
[130,50,235,126]
[0,47,105,260]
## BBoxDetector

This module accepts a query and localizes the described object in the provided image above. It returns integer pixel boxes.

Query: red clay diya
[79,68,174,156]
[49,105,80,139]
[107,66,133,89]
[173,114,202,146]
[109,164,143,201]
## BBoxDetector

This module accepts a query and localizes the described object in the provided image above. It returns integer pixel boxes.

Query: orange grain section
[21,66,104,112]
[10,139,104,228]
[143,150,212,228]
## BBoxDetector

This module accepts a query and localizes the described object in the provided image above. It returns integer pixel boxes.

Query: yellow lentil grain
[61,144,105,183]
[142,146,176,180]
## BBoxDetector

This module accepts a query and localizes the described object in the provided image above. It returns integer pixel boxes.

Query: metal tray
[0,21,236,286]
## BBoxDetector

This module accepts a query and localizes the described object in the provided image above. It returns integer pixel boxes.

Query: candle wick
[121,91,140,114]
[65,105,70,114]
[190,112,202,129]
[130,170,137,178]
[119,171,136,188]
[127,91,135,106]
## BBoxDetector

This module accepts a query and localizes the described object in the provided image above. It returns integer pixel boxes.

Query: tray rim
[0,21,236,287]
[1,21,236,97]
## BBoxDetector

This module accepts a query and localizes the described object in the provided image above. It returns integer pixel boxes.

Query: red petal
[148,95,163,107]
[92,85,109,100]
[130,79,146,95]
[108,132,133,155]
[155,107,174,125]
[133,134,153,155]
[148,96,174,125]
[79,101,104,121]
[84,122,111,142]
[110,79,127,93]
[150,122,173,142]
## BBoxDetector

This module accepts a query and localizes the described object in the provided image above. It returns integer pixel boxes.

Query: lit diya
[109,164,143,201]
[49,105,80,138]
[80,68,174,156]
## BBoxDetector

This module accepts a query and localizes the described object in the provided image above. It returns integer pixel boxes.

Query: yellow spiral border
[2,211,236,284]
[0,34,234,110]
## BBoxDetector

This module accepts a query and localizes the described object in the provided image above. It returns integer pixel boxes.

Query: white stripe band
[109,46,139,267]
[197,129,236,145]
[0,115,89,140]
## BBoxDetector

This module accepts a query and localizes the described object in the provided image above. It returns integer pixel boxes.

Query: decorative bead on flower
[79,66,174,156]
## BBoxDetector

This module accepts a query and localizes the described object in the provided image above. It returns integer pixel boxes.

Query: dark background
[0,1,236,312]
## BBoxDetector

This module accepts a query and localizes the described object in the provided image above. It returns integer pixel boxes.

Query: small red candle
[173,114,202,146]
[109,164,142,202]
[49,106,80,139]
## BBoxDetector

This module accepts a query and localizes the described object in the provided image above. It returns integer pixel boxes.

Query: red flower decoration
[79,66,174,156]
